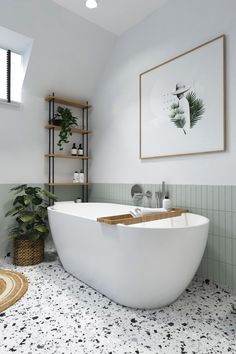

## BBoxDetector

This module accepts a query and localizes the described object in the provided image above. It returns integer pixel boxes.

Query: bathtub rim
[47,203,209,231]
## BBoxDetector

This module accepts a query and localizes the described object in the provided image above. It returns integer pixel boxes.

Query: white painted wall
[0,0,116,183]
[90,0,236,185]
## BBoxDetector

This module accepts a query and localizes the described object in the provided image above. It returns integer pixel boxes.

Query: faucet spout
[155,181,167,208]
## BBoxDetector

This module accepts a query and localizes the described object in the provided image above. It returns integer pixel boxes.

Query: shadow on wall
[0,185,16,258]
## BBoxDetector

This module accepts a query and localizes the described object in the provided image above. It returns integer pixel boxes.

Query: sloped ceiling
[52,0,169,35]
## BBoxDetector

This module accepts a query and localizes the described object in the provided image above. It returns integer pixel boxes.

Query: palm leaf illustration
[186,91,205,128]
[169,103,186,135]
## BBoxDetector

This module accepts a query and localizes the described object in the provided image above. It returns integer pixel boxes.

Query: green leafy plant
[56,106,78,150]
[169,102,187,135]
[186,91,205,128]
[5,185,57,240]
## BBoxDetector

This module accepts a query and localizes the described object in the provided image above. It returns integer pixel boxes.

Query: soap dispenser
[163,194,172,211]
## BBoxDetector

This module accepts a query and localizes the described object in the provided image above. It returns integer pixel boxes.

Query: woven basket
[14,239,44,266]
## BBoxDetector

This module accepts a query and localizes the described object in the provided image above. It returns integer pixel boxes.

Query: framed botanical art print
[139,35,226,159]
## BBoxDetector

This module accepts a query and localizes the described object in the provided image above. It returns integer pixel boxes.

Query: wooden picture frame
[139,35,226,159]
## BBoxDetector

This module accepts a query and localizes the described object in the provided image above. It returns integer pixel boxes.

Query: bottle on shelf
[73,171,80,183]
[162,194,172,211]
[79,170,85,183]
[71,143,77,156]
[78,143,84,156]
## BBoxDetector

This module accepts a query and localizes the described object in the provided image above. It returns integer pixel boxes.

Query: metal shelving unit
[45,93,91,203]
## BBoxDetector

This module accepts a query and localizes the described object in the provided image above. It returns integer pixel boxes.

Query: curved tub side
[48,207,209,309]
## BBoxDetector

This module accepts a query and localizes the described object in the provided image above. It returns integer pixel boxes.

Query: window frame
[0,47,22,104]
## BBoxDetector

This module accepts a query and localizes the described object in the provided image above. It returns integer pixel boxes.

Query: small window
[0,47,22,103]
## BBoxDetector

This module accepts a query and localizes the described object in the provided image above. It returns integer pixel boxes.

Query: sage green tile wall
[89,183,236,290]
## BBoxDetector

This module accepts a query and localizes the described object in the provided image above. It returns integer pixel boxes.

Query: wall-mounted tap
[131,184,152,205]
[155,181,167,208]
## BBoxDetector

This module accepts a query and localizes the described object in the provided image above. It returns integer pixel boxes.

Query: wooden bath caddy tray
[97,208,188,226]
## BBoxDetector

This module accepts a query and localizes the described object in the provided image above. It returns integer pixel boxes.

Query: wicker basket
[14,239,44,266]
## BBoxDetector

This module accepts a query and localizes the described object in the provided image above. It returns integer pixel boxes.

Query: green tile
[171,185,177,206]
[212,211,226,237]
[232,239,236,266]
[213,260,220,283]
[219,237,226,263]
[181,184,187,207]
[226,238,233,265]
[233,266,236,290]
[207,234,214,259]
[208,259,214,280]
[207,210,214,234]
[225,212,232,238]
[212,185,219,211]
[176,185,182,207]
[201,185,208,209]
[219,185,227,211]
[195,185,202,209]
[232,212,236,239]
[212,236,220,260]
[207,185,214,210]
[219,262,227,285]
[226,264,234,288]
[225,186,232,212]
[232,186,236,212]
[190,185,196,208]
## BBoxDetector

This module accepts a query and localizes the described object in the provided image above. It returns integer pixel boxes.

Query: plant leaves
[34,224,48,233]
[5,206,25,217]
[13,195,25,206]
[186,91,205,128]
[56,106,78,150]
[43,190,58,201]
[20,214,34,223]
[24,194,32,206]
[6,184,52,241]
[8,232,19,240]
[10,184,27,194]
[32,197,43,205]
[30,233,41,241]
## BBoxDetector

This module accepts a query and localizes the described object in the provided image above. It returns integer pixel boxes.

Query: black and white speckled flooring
[0,259,235,354]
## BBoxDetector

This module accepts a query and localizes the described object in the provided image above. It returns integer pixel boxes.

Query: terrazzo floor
[0,258,235,354]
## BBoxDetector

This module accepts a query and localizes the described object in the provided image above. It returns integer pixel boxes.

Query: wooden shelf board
[45,124,91,135]
[49,183,89,186]
[45,154,90,160]
[45,95,92,109]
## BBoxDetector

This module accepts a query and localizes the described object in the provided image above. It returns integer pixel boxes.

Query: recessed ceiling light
[86,0,98,9]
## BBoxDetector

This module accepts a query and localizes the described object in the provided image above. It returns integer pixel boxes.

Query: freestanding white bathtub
[48,202,209,309]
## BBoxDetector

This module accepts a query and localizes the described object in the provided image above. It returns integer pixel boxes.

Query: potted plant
[5,184,57,266]
[50,106,78,150]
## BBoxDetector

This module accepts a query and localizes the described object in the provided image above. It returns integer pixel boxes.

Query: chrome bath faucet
[155,181,166,208]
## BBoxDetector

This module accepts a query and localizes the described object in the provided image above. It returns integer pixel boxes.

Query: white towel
[129,207,165,217]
